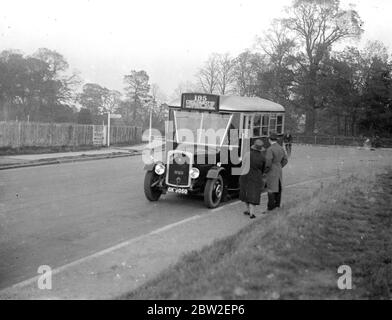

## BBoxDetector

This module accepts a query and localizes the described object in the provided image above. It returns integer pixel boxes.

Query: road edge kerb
[0,151,143,170]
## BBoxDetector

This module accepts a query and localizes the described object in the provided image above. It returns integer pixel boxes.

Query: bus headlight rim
[190,167,200,179]
[154,162,165,175]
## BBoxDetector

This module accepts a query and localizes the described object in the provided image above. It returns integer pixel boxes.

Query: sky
[1,0,392,97]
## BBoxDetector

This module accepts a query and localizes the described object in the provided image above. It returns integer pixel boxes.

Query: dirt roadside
[127,167,392,300]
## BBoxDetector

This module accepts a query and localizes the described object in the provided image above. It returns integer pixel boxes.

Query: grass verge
[122,167,392,300]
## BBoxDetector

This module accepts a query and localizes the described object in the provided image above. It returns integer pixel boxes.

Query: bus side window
[269,114,277,134]
[262,114,269,136]
[253,114,261,137]
[277,115,283,134]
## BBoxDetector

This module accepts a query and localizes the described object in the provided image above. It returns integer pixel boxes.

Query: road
[0,145,391,290]
[0,155,208,289]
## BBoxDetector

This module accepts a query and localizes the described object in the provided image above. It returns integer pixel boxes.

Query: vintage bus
[144,93,285,208]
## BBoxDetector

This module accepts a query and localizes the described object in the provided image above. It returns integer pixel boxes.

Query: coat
[239,149,266,205]
[265,142,288,193]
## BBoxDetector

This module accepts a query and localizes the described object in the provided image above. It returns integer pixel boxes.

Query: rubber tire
[204,175,224,209]
[144,171,162,201]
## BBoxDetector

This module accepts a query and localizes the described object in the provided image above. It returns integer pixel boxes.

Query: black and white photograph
[0,0,391,307]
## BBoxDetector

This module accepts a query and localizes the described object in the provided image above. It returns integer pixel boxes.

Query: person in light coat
[265,133,288,211]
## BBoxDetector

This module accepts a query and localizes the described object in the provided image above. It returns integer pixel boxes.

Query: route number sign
[181,93,219,111]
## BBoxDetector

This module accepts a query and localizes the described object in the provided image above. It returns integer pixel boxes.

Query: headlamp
[190,167,200,179]
[154,163,165,175]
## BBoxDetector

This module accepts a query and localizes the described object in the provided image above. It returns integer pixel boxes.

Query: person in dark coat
[265,133,288,211]
[239,139,267,219]
[283,131,293,157]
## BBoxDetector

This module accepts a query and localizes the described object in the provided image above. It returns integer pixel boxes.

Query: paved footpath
[0,141,166,170]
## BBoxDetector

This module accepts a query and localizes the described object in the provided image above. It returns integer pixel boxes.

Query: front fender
[206,167,225,179]
[144,163,155,171]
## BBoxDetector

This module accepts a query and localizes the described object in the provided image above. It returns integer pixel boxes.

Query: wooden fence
[109,125,142,145]
[293,135,392,148]
[0,121,142,148]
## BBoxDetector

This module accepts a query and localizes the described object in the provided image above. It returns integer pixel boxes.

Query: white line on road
[0,174,340,293]
[0,214,203,292]
[150,215,201,234]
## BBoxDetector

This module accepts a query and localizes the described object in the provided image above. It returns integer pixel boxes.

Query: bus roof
[168,94,285,113]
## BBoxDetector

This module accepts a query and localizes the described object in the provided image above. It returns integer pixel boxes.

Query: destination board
[181,93,219,111]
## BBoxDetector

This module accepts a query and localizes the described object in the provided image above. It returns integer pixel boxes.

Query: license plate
[167,187,188,195]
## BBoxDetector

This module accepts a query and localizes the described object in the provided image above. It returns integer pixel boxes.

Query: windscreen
[175,110,231,146]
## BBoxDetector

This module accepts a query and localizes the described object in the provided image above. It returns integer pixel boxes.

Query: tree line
[1,0,391,137]
[190,0,392,137]
[0,48,79,123]
[0,50,167,130]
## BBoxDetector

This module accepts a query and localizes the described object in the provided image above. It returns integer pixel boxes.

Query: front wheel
[204,175,224,208]
[144,171,163,201]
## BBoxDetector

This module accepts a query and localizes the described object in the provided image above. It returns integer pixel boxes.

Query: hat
[251,139,264,151]
[269,133,279,141]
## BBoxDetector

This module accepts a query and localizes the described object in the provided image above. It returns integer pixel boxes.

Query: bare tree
[254,21,296,105]
[102,90,122,114]
[197,53,220,94]
[197,53,237,95]
[256,20,296,69]
[150,83,168,122]
[233,50,265,96]
[216,53,236,95]
[171,81,200,100]
[123,70,151,124]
